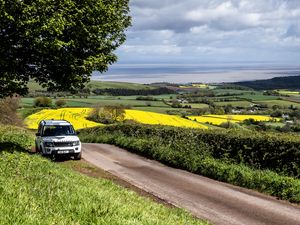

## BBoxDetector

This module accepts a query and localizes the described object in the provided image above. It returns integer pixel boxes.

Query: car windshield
[42,125,76,136]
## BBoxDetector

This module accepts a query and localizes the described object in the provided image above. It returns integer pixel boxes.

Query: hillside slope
[0,125,205,224]
[234,75,300,90]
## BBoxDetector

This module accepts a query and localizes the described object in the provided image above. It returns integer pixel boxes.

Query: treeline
[215,84,253,91]
[234,75,300,90]
[92,87,175,96]
[79,124,300,203]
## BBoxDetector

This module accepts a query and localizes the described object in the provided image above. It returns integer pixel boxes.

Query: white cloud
[117,0,300,63]
[120,44,182,55]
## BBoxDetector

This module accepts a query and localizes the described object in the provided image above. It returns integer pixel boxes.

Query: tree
[34,97,52,107]
[0,0,131,98]
[88,105,125,124]
[55,99,66,107]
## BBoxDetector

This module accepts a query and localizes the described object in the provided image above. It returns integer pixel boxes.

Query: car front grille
[53,142,73,147]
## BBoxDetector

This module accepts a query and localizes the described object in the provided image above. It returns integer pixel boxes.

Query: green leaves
[79,124,300,203]
[0,0,131,97]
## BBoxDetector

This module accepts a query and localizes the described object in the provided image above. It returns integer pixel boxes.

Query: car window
[42,125,76,136]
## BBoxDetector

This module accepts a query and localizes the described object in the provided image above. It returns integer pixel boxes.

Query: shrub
[34,97,52,107]
[79,124,300,203]
[88,105,125,124]
[55,99,66,107]
[0,125,34,152]
[0,96,23,126]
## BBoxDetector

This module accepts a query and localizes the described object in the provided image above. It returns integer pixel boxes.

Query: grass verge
[0,125,207,224]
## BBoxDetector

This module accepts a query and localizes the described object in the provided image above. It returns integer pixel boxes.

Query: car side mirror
[35,132,40,136]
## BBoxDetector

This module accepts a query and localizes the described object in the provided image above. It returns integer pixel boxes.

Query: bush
[88,105,125,124]
[34,97,52,107]
[55,99,66,107]
[0,125,34,152]
[0,96,23,126]
[79,124,300,203]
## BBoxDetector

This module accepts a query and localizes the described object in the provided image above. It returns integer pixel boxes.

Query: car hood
[42,136,80,142]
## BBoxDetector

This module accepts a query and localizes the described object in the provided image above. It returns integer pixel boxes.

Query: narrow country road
[82,143,300,225]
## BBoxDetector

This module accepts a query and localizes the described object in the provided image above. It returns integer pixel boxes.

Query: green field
[0,152,205,224]
[189,103,210,109]
[27,80,155,93]
[21,97,169,108]
[89,94,177,100]
[213,89,254,95]
[254,100,300,108]
[214,101,252,107]
[239,94,279,101]
[86,80,155,90]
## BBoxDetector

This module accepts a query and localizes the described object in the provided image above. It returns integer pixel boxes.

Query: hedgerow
[0,125,34,152]
[79,124,300,203]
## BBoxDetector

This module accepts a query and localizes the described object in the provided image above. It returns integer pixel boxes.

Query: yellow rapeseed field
[25,108,101,130]
[179,84,209,89]
[189,114,279,125]
[276,90,300,95]
[191,84,209,88]
[25,108,208,130]
[189,116,237,125]
[204,114,279,122]
[124,110,208,129]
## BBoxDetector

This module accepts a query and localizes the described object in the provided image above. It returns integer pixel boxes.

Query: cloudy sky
[114,0,300,65]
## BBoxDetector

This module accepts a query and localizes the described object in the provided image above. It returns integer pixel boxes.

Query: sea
[92,63,300,84]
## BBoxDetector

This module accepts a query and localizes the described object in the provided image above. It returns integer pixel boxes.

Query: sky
[114,0,300,65]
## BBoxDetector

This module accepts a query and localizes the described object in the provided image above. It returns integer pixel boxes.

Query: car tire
[74,152,82,160]
[35,143,39,153]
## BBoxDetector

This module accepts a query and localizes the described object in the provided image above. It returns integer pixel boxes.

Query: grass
[213,89,254,95]
[67,99,168,107]
[0,125,207,224]
[189,103,209,109]
[214,101,252,107]
[254,100,300,108]
[0,152,207,224]
[27,80,155,92]
[239,94,279,101]
[86,80,155,90]
[21,98,35,107]
[21,97,169,108]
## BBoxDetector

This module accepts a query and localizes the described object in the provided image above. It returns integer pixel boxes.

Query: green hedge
[79,124,300,203]
[0,125,34,152]
[92,124,300,178]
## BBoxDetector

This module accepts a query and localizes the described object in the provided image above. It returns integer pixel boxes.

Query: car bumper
[43,146,81,155]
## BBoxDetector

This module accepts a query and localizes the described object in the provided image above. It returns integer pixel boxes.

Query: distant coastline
[92,63,300,84]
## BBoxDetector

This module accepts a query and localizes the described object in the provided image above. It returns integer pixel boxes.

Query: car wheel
[35,143,39,153]
[39,146,44,155]
[74,152,82,160]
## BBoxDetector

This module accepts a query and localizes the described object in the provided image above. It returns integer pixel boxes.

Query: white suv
[35,120,82,160]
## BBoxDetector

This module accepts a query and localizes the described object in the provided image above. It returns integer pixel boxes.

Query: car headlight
[44,142,55,147]
[72,141,80,146]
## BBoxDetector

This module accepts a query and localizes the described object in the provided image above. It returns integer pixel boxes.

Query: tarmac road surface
[82,143,300,225]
